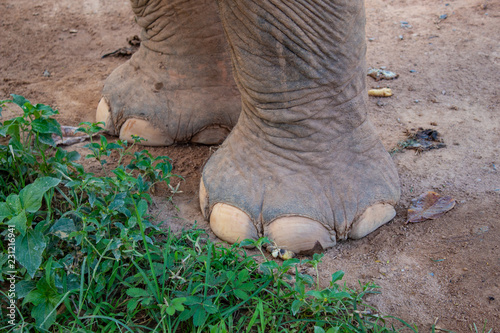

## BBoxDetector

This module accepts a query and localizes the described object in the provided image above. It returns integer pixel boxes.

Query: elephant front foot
[200,115,400,254]
[96,0,240,146]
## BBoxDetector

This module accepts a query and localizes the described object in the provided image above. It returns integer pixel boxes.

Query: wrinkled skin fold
[99,0,401,253]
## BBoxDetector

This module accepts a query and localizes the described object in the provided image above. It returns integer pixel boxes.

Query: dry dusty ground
[0,0,499,331]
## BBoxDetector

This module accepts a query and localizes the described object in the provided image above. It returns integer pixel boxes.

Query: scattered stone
[473,226,489,235]
[43,70,51,77]
[367,68,399,81]
[400,21,412,29]
[439,14,448,20]
[69,29,78,34]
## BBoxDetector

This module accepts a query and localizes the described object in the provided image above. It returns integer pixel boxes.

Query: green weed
[0,95,422,332]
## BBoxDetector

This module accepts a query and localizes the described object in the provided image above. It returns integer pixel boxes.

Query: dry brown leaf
[406,191,456,223]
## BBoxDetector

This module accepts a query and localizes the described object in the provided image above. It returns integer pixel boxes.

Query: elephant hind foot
[96,0,240,146]
[97,97,232,146]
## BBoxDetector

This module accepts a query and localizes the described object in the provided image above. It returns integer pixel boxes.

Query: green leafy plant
[0,95,420,332]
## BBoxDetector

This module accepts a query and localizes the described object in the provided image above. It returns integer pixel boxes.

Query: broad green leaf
[34,103,58,117]
[172,297,186,311]
[37,132,56,146]
[66,150,80,162]
[165,305,176,316]
[32,300,56,330]
[88,192,96,207]
[233,289,249,301]
[11,94,31,111]
[237,269,249,282]
[291,299,304,316]
[238,239,255,248]
[20,177,60,213]
[314,327,326,333]
[49,218,76,239]
[126,288,151,298]
[16,280,37,299]
[23,289,44,306]
[31,118,62,136]
[6,210,27,236]
[330,291,351,300]
[178,307,195,322]
[306,290,323,299]
[331,270,344,283]
[100,135,108,145]
[16,229,46,278]
[107,143,122,150]
[238,281,256,292]
[326,328,340,333]
[108,198,124,210]
[282,258,300,269]
[127,216,137,228]
[127,298,140,313]
[6,194,22,215]
[226,271,235,280]
[0,202,13,223]
[202,299,218,314]
[137,199,148,217]
[193,306,207,327]
[260,260,278,275]
[0,118,22,139]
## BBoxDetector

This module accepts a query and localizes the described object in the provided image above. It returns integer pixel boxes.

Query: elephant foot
[96,0,240,146]
[200,114,400,254]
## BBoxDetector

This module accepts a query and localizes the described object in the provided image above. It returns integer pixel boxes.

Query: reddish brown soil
[1,0,498,331]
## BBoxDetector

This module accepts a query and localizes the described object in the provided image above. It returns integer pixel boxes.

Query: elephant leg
[200,0,400,253]
[96,0,240,145]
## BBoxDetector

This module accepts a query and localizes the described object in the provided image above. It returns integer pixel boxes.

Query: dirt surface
[1,0,499,331]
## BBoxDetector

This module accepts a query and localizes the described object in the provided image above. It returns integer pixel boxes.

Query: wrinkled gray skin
[101,0,400,252]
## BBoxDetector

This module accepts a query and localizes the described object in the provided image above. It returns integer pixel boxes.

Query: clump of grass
[0,95,419,332]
